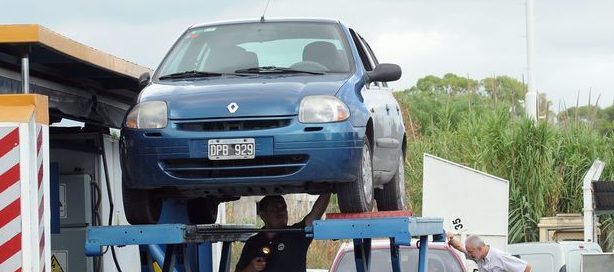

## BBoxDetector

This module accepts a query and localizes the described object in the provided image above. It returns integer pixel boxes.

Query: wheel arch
[366,118,374,151]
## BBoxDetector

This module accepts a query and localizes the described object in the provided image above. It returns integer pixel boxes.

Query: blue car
[121,18,406,224]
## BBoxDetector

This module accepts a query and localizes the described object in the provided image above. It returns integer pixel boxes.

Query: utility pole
[525,0,538,120]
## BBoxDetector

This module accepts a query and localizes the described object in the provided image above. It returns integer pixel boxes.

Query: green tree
[480,76,526,106]
[408,73,478,95]
[538,93,555,122]
[597,104,614,136]
[558,105,603,124]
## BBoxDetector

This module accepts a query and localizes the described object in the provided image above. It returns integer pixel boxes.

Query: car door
[349,29,396,174]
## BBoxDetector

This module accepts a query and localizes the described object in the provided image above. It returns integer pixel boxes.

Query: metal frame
[86,214,444,272]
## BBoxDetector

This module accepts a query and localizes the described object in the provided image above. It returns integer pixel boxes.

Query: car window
[349,29,381,87]
[358,34,388,88]
[334,248,464,272]
[156,22,353,77]
[349,29,374,72]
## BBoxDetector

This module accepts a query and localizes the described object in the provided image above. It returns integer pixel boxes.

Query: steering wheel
[289,61,329,72]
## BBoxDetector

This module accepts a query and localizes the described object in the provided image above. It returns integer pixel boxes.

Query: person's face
[260,199,288,228]
[465,244,484,260]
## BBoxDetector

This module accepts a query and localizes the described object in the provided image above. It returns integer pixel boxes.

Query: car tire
[375,152,407,211]
[187,198,219,224]
[338,139,374,213]
[122,180,162,225]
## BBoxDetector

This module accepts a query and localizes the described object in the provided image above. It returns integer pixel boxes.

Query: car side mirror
[138,72,151,90]
[366,63,402,83]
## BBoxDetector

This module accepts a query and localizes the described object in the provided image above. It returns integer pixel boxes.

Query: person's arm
[446,232,466,254]
[303,193,331,226]
[235,238,266,272]
[501,254,530,272]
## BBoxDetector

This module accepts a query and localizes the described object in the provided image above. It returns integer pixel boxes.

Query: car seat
[205,45,259,73]
[303,41,345,72]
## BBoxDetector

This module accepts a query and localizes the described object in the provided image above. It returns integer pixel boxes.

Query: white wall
[422,153,509,251]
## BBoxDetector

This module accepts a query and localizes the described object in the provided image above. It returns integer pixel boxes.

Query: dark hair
[257,195,285,214]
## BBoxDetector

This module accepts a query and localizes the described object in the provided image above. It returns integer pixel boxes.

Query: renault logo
[227,102,239,113]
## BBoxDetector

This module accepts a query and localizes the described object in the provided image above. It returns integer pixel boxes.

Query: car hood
[139,74,349,119]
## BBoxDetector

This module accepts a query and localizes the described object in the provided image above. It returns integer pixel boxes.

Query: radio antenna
[260,0,272,23]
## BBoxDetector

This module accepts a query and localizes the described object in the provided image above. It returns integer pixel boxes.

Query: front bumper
[121,116,365,196]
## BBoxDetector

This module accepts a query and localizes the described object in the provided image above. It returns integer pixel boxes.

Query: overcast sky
[3,0,613,109]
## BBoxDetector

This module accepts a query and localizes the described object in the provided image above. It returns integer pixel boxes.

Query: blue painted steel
[417,236,429,272]
[86,214,444,272]
[389,238,401,272]
[156,200,208,272]
[433,230,446,242]
[85,224,187,256]
[157,199,190,223]
[312,217,443,247]
[352,238,371,272]
[198,243,213,272]
[148,245,166,268]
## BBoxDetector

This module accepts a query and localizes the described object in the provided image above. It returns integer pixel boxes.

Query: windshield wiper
[159,70,252,80]
[235,66,325,75]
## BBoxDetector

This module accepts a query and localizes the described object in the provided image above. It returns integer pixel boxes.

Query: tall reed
[396,91,614,249]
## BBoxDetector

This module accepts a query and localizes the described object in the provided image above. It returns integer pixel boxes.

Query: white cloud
[1,0,612,107]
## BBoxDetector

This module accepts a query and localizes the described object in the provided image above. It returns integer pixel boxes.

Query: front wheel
[375,152,407,211]
[337,139,374,213]
[122,179,162,225]
[187,198,219,224]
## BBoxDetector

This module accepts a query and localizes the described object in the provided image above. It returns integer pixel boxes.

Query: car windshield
[156,21,353,79]
[334,248,463,272]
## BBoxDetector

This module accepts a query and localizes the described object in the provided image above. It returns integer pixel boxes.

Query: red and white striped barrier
[0,95,49,272]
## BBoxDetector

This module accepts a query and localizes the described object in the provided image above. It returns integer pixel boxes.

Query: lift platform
[85,209,444,272]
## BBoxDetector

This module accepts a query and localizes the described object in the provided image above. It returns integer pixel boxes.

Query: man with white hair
[447,233,531,272]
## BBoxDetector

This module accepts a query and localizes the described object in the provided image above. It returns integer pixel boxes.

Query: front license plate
[208,138,255,160]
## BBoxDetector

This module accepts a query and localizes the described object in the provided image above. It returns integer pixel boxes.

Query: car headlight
[125,101,168,129]
[299,96,350,123]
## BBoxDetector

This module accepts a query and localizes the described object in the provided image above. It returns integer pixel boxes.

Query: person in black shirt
[235,193,331,272]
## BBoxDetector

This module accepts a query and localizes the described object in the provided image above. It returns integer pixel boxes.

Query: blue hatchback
[120,18,406,224]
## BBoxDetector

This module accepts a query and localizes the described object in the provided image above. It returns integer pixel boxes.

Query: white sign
[422,154,509,250]
[59,184,66,219]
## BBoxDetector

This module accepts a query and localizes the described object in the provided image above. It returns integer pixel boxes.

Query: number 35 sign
[422,154,509,250]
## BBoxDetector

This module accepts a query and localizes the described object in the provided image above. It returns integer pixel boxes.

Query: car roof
[190,17,342,29]
[331,240,466,272]
[338,240,451,252]
[508,241,602,253]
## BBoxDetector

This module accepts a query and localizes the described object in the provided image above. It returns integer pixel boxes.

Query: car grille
[161,155,308,179]
[176,118,292,132]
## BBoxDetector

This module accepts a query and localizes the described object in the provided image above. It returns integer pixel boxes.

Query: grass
[395,90,614,249]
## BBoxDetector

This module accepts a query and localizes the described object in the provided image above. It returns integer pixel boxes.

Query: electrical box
[51,228,94,272]
[59,174,93,227]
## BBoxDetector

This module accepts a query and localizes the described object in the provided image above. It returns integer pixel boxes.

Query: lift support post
[85,214,444,272]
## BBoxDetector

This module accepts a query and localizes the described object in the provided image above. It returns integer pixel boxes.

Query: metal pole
[525,0,537,120]
[417,236,428,272]
[582,161,605,242]
[21,55,30,94]
[199,243,213,272]
[389,238,402,272]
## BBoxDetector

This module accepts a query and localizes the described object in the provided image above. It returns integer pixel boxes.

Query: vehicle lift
[85,200,445,272]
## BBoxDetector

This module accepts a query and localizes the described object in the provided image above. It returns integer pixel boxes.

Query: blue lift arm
[86,216,444,272]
